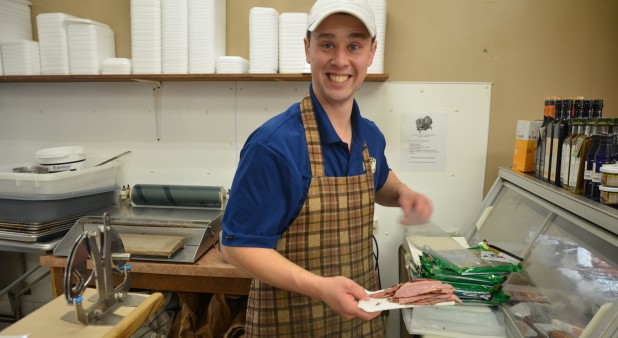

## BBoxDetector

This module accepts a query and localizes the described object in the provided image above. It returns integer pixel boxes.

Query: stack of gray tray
[0,216,81,243]
[0,188,116,252]
[0,161,122,252]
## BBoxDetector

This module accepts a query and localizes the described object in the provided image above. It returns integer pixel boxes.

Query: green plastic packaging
[423,241,523,275]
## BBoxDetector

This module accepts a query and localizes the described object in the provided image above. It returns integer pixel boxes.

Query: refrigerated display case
[400,167,618,338]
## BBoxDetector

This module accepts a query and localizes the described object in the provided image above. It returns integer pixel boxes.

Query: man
[221,0,433,336]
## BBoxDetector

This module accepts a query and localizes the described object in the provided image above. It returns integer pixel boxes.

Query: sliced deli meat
[394,279,455,298]
[395,293,461,305]
[373,278,462,305]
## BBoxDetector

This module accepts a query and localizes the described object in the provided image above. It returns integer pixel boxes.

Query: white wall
[0,80,490,336]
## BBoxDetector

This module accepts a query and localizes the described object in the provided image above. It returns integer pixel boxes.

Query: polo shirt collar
[309,84,362,146]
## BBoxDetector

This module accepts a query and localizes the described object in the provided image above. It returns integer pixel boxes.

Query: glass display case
[464,168,618,338]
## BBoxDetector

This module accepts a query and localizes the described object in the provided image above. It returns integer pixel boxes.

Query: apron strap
[300,95,325,177]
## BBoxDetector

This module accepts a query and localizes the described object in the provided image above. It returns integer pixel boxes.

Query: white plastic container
[600,164,618,188]
[0,159,122,223]
[0,160,120,196]
[599,185,618,206]
[35,146,86,172]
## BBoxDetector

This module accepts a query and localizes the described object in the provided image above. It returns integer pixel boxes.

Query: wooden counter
[0,288,164,338]
[40,246,252,297]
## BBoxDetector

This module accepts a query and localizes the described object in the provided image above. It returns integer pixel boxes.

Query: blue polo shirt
[222,85,390,248]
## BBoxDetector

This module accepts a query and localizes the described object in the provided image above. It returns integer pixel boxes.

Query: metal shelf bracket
[133,79,162,141]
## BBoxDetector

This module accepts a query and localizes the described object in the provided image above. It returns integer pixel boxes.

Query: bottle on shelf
[535,97,553,179]
[584,99,593,118]
[591,133,617,201]
[565,118,585,191]
[610,118,618,157]
[561,98,584,189]
[544,98,561,183]
[551,98,571,187]
[610,118,618,135]
[584,133,602,198]
[581,102,605,198]
[569,117,596,195]
[592,99,603,118]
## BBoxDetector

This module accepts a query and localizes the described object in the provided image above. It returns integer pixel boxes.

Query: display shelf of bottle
[0,73,390,83]
[504,168,618,235]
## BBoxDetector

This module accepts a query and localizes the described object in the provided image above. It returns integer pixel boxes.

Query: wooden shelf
[0,73,389,83]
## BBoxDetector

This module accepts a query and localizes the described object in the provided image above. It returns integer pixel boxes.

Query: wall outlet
[373,217,379,229]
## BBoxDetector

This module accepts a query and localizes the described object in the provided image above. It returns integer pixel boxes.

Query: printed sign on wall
[400,111,447,171]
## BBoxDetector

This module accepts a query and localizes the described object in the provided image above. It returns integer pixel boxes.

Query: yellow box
[512,139,538,172]
[512,120,542,173]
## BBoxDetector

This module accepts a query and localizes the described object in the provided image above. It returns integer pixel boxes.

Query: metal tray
[0,187,116,223]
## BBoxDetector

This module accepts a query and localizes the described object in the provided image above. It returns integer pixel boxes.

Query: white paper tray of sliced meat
[358,278,462,312]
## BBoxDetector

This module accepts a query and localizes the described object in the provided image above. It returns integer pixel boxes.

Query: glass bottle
[535,98,552,179]
[583,99,593,118]
[586,118,609,199]
[609,117,618,158]
[545,99,562,184]
[551,99,570,187]
[592,99,603,118]
[591,134,617,201]
[584,133,601,198]
[569,118,596,195]
[596,117,611,135]
[561,99,584,189]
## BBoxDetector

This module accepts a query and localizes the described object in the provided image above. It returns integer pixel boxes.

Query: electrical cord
[372,234,381,290]
[372,233,388,331]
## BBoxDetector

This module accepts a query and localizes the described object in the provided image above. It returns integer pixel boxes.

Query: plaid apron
[245,95,383,337]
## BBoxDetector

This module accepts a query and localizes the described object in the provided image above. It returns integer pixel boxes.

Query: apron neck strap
[300,95,325,177]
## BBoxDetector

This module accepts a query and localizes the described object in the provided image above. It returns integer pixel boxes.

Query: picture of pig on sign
[416,115,433,132]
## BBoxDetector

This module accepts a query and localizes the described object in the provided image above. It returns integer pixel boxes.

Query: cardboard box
[512,120,542,172]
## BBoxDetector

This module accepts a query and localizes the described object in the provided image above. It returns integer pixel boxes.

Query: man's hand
[222,246,381,321]
[316,276,382,321]
[397,186,433,225]
[375,171,433,225]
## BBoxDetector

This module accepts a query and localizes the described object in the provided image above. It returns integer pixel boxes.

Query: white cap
[307,0,377,38]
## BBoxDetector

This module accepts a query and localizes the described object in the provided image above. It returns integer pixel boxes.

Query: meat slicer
[61,212,145,325]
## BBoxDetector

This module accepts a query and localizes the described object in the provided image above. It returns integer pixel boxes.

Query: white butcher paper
[358,289,456,312]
